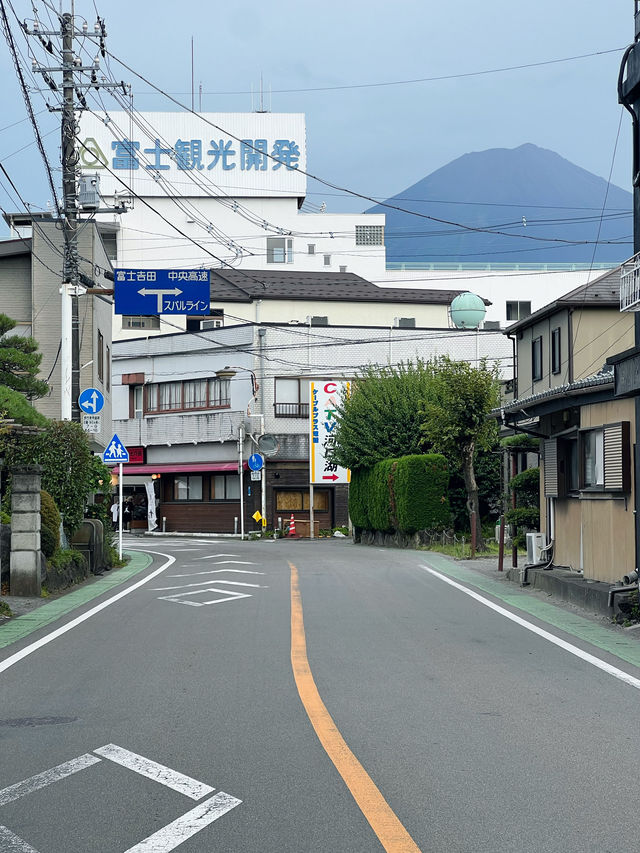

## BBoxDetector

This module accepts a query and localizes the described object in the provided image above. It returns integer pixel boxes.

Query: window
[355,225,384,246]
[97,330,104,382]
[323,254,331,266]
[506,301,532,322]
[173,476,203,501]
[274,377,310,417]
[211,474,240,501]
[544,422,631,496]
[267,237,293,263]
[275,490,330,511]
[310,316,328,326]
[581,429,604,488]
[123,316,160,330]
[188,310,223,332]
[532,336,543,382]
[308,244,315,255]
[106,345,110,392]
[133,386,143,419]
[145,377,230,414]
[396,317,416,329]
[339,265,347,273]
[551,328,561,375]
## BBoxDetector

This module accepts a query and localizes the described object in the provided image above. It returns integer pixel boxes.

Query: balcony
[114,410,245,447]
[620,253,640,312]
[274,402,309,418]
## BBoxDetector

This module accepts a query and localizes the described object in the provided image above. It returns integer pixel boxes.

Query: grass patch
[0,599,13,618]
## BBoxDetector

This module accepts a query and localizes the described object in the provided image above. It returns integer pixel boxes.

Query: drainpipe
[567,308,574,385]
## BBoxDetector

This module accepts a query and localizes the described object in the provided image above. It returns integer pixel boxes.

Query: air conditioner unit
[201,318,223,330]
[526,532,545,565]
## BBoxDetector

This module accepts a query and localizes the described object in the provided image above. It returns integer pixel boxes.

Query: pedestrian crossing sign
[103,433,129,464]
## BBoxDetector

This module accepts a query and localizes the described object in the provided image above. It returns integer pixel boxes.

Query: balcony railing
[620,253,640,312]
[274,402,309,418]
[113,409,245,447]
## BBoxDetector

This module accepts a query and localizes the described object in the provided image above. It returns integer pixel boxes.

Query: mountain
[366,144,633,265]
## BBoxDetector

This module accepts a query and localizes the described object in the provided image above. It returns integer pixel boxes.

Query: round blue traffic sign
[78,387,105,414]
[248,453,264,471]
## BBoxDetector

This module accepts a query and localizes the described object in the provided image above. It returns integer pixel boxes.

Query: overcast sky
[0,0,635,230]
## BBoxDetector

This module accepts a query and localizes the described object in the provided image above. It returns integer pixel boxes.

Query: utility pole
[25,8,127,422]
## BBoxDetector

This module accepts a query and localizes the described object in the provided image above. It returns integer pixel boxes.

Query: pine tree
[0,313,49,400]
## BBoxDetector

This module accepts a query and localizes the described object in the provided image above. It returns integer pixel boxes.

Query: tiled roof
[497,366,614,417]
[208,268,482,306]
[505,265,622,333]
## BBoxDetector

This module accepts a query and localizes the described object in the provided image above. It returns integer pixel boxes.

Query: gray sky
[0,0,635,229]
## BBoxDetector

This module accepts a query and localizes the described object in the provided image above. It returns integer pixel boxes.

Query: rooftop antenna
[256,73,267,113]
[199,81,202,112]
[191,36,194,111]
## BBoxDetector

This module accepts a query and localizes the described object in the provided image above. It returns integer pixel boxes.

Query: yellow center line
[289,562,422,853]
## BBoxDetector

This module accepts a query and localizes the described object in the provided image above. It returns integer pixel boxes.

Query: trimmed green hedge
[40,490,61,551]
[349,453,450,535]
[394,454,450,535]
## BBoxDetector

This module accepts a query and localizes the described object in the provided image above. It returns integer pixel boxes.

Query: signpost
[103,433,129,559]
[78,387,104,414]
[114,269,210,316]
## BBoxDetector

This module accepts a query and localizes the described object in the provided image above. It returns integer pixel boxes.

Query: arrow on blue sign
[78,387,104,414]
[103,433,129,464]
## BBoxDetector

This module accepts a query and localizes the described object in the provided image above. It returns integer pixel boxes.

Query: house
[498,266,636,583]
[0,214,114,452]
[111,273,513,533]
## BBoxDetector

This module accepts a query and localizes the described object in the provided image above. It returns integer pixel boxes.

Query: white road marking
[194,554,245,561]
[423,566,640,691]
[0,552,175,675]
[93,744,214,801]
[168,568,265,578]
[0,826,41,852]
[158,588,252,607]
[123,791,242,852]
[0,754,101,806]
[153,579,265,591]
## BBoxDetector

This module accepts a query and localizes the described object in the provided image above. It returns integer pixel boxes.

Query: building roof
[209,268,486,306]
[505,265,622,333]
[0,237,31,258]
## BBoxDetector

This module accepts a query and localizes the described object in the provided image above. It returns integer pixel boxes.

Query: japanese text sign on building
[114,269,210,316]
[309,380,351,485]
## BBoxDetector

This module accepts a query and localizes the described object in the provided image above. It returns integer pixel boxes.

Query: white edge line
[0,551,175,675]
[423,565,640,691]
[94,744,213,801]
[122,791,242,853]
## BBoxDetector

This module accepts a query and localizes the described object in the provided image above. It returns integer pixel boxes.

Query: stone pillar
[10,466,42,597]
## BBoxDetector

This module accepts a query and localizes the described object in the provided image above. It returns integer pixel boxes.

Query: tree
[0,313,49,399]
[331,361,434,471]
[419,356,500,550]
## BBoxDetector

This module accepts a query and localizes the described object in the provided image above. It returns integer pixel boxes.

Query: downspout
[567,308,574,385]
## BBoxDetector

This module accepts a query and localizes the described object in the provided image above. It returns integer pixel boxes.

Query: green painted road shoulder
[0,550,153,650]
[421,552,640,670]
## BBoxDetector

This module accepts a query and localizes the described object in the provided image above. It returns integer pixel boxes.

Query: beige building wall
[572,310,634,381]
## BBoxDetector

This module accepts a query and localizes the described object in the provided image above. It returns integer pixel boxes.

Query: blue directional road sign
[78,387,104,414]
[114,269,210,316]
[103,433,129,464]
[248,453,264,471]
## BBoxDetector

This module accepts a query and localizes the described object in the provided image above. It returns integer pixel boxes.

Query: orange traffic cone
[289,514,296,537]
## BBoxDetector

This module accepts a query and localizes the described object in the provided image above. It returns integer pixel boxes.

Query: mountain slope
[367,144,632,265]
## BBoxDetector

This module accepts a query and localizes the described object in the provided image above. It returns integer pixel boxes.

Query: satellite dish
[257,434,279,457]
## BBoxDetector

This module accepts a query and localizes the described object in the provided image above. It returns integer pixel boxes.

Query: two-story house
[498,266,636,583]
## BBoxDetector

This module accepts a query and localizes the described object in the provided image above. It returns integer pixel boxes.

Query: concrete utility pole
[26,8,126,421]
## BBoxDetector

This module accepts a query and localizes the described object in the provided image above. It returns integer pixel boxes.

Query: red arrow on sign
[322,474,339,481]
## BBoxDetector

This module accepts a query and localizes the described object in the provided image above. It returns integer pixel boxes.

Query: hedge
[349,454,450,535]
[394,454,450,535]
[40,490,61,551]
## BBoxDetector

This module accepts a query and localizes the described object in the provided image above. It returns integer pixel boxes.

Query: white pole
[260,414,266,529]
[118,461,123,560]
[309,483,315,539]
[60,283,72,420]
[239,422,245,540]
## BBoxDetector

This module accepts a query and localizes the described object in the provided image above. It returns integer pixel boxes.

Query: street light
[215,366,262,540]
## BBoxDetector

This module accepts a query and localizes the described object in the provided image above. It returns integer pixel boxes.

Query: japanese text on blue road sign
[114,269,210,316]
[109,138,300,172]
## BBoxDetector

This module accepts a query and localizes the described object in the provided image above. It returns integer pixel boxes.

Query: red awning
[113,461,242,475]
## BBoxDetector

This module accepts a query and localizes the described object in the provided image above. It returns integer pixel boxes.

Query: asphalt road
[1,536,640,852]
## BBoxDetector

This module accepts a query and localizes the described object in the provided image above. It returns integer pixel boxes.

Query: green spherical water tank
[450,292,486,329]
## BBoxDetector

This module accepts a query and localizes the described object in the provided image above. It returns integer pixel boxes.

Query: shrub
[393,454,450,535]
[40,490,61,550]
[40,525,57,559]
[348,469,372,529]
[368,459,396,532]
